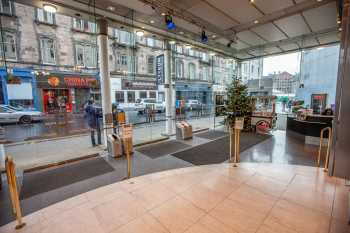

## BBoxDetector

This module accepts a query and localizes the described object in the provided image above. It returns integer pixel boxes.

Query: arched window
[188,63,196,80]
[176,59,184,78]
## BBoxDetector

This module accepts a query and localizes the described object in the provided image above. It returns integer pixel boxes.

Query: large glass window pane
[0,31,16,60]
[40,37,56,64]
[0,0,12,15]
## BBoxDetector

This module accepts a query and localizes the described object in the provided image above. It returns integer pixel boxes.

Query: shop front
[37,73,99,113]
[175,81,213,105]
[0,68,39,110]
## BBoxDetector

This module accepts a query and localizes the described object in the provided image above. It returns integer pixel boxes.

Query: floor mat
[171,133,271,165]
[137,140,191,159]
[20,157,114,200]
[194,130,228,140]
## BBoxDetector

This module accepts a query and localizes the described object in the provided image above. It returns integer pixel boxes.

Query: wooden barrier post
[233,118,244,167]
[5,156,25,230]
[121,124,133,179]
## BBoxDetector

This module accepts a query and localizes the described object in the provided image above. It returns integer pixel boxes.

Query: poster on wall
[156,54,165,85]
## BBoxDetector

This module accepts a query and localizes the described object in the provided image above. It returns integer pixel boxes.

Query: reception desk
[287,115,333,145]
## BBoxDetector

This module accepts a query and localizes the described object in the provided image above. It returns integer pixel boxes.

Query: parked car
[185,99,202,111]
[135,98,165,114]
[0,105,45,124]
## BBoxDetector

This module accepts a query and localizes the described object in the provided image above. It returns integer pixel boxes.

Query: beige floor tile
[219,166,256,183]
[329,218,350,233]
[200,173,241,197]
[180,184,226,212]
[185,215,237,233]
[245,174,288,197]
[228,184,277,215]
[111,213,169,233]
[332,194,349,222]
[130,182,176,210]
[92,191,147,232]
[150,196,205,233]
[290,174,336,195]
[257,216,298,233]
[209,198,267,233]
[266,199,330,233]
[159,174,199,194]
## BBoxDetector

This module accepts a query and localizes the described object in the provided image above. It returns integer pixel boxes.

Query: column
[164,41,174,135]
[97,18,113,146]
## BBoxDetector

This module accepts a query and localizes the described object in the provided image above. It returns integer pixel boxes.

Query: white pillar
[164,42,174,135]
[97,18,113,145]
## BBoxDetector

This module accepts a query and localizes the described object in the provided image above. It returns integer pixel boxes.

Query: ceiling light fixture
[185,44,192,49]
[250,0,255,3]
[179,31,184,35]
[150,20,155,24]
[212,34,217,38]
[165,15,175,30]
[254,20,259,24]
[161,12,166,16]
[209,52,216,56]
[43,4,57,13]
[169,40,176,44]
[107,6,115,11]
[136,31,144,37]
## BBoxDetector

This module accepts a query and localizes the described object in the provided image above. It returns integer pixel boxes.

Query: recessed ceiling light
[150,20,155,24]
[254,20,259,24]
[43,4,57,13]
[136,31,144,36]
[212,34,217,38]
[250,0,255,3]
[337,19,341,24]
[179,31,184,35]
[169,40,176,44]
[339,27,342,31]
[161,12,166,16]
[316,0,323,2]
[141,26,145,29]
[107,6,115,11]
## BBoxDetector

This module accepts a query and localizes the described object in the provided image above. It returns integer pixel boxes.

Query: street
[1,109,213,143]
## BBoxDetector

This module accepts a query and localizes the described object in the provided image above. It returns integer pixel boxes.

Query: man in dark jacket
[85,100,102,146]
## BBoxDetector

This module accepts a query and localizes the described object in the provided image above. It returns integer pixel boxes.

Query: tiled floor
[0,163,349,233]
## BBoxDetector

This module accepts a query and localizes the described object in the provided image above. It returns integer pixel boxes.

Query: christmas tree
[225,77,252,128]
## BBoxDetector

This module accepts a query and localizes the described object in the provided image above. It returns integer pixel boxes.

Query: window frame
[36,8,56,25]
[0,0,13,16]
[0,31,17,61]
[74,42,97,68]
[147,55,155,74]
[39,37,56,65]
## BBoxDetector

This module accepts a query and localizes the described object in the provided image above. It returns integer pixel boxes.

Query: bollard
[5,156,25,230]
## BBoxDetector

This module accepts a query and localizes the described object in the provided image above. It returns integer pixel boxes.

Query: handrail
[5,156,26,230]
[317,127,332,172]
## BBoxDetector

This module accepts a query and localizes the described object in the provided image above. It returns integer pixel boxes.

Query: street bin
[107,134,123,158]
[176,121,193,140]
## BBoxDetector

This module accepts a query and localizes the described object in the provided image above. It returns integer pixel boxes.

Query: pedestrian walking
[85,100,102,146]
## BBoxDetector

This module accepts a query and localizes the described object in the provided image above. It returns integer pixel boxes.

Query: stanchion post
[324,128,332,172]
[237,129,241,162]
[5,156,25,229]
[121,124,133,179]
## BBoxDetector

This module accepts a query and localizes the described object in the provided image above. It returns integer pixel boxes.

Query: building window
[147,56,155,74]
[154,39,163,48]
[36,8,55,24]
[176,45,183,54]
[189,63,196,80]
[0,31,16,60]
[149,91,156,99]
[139,91,147,99]
[75,43,97,68]
[175,59,184,78]
[146,37,155,47]
[72,18,96,33]
[114,29,134,46]
[0,0,13,15]
[40,37,56,64]
[115,91,125,103]
[201,66,209,81]
[121,55,128,66]
[127,91,135,103]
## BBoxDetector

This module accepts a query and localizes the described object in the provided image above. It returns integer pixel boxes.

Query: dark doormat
[20,157,115,200]
[194,130,228,140]
[136,140,191,159]
[171,133,271,165]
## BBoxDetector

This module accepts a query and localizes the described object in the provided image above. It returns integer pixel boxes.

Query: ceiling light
[316,0,323,2]
[254,20,259,24]
[107,6,115,11]
[212,34,217,38]
[43,4,57,13]
[338,27,342,31]
[250,0,255,3]
[209,52,216,56]
[136,31,144,37]
[169,40,176,45]
[185,44,192,49]
[201,30,208,43]
[337,19,341,24]
[179,31,184,35]
[165,15,175,30]
[150,20,155,24]
[161,12,166,16]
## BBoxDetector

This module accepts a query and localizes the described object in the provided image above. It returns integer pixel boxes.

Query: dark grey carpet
[194,130,228,140]
[19,157,114,200]
[171,133,271,165]
[136,140,191,159]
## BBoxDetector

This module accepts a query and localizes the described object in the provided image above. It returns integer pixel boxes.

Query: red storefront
[37,73,99,113]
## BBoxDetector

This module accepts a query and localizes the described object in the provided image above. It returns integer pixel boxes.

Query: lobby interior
[0,0,350,233]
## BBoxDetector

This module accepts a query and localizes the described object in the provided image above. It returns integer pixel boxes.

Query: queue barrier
[5,156,26,230]
[317,127,332,172]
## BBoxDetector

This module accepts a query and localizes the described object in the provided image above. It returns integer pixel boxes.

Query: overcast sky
[263,52,301,76]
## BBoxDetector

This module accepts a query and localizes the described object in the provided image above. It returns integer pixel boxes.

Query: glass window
[36,8,55,24]
[121,55,128,66]
[149,92,156,98]
[200,66,209,81]
[40,37,56,64]
[147,56,155,74]
[0,31,16,60]
[0,0,13,15]
[189,63,196,80]
[115,91,125,103]
[139,91,147,99]
[176,45,183,54]
[72,18,96,33]
[75,43,97,68]
[146,37,155,47]
[176,59,184,78]
[127,91,135,103]
[136,35,146,45]
[154,39,163,48]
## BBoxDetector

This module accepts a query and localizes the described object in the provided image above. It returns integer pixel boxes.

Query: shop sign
[156,54,165,85]
[122,79,157,90]
[37,74,99,89]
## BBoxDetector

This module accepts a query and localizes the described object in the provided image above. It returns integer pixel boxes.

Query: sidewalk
[3,116,223,170]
